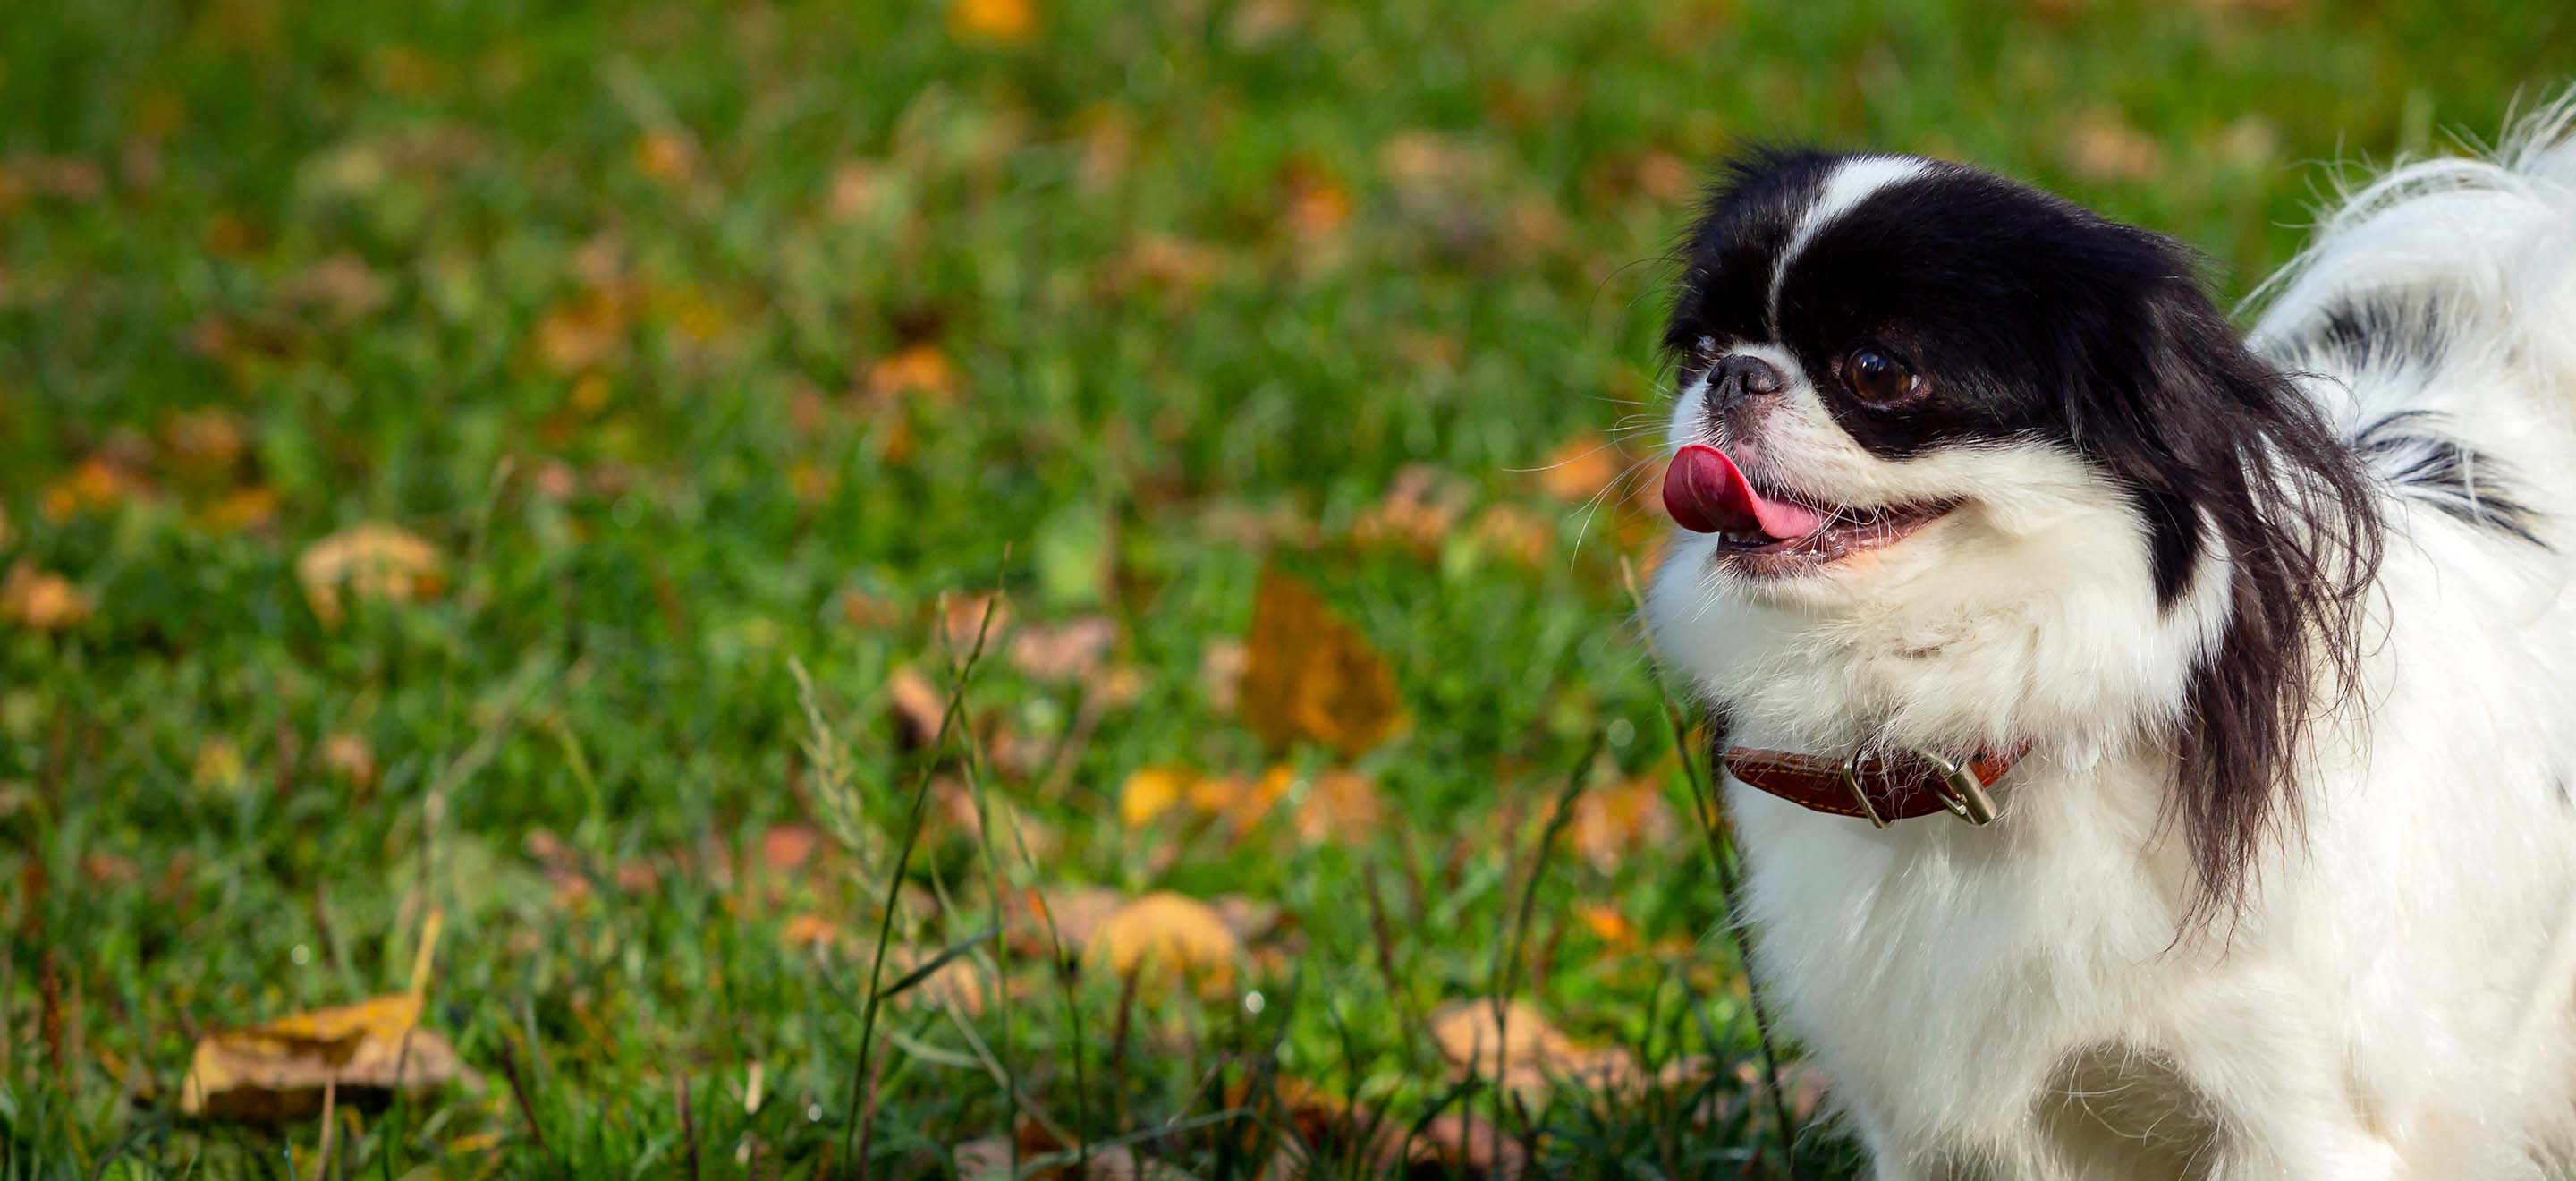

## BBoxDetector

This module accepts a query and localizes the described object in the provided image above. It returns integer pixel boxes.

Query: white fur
[1649,98,2576,1178]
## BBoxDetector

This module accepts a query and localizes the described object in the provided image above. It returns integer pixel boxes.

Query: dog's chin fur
[1647,97,2576,1178]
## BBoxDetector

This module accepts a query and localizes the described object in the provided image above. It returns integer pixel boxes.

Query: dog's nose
[1708,355,1785,409]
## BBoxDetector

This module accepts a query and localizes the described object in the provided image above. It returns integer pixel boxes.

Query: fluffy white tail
[2253,91,2576,389]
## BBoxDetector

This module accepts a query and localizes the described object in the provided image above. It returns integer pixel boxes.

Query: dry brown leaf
[1008,616,1118,684]
[940,591,1010,653]
[318,733,377,788]
[840,588,903,630]
[1409,1111,1530,1180]
[276,253,387,323]
[0,562,90,632]
[1089,891,1241,991]
[760,823,822,873]
[298,523,444,625]
[1241,568,1403,756]
[179,992,473,1121]
[1281,165,1352,241]
[886,665,945,747]
[949,0,1037,44]
[1352,464,1464,554]
[160,407,248,475]
[1012,884,1125,955]
[1290,769,1385,845]
[1200,638,1247,715]
[952,1135,1015,1178]
[531,288,631,374]
[1576,903,1637,950]
[2063,109,2165,183]
[1567,773,1679,874]
[1470,503,1552,567]
[1537,432,1623,503]
[201,486,280,533]
[1428,999,1637,1098]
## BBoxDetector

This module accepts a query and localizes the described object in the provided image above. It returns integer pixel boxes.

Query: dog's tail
[2251,92,2576,526]
[2252,92,2576,364]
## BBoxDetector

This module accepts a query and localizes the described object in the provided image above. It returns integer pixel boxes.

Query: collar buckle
[1839,744,1999,828]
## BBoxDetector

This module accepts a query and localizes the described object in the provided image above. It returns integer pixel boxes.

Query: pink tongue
[1661,445,1831,539]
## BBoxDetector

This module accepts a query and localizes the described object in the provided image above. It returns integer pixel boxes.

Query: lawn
[2,0,2567,1176]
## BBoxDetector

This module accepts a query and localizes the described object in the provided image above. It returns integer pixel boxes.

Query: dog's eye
[1841,345,1921,404]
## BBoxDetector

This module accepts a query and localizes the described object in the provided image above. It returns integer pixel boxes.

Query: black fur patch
[2352,412,2545,546]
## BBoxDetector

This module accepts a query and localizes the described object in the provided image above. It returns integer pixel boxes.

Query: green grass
[1,0,2567,1175]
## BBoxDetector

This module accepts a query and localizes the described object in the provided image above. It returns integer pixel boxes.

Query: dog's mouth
[1662,444,1954,574]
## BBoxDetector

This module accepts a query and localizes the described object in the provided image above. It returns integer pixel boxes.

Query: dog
[1644,97,2576,1178]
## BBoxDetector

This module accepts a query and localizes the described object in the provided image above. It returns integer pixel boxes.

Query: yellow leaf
[1120,765,1195,828]
[1241,568,1403,756]
[178,992,471,1121]
[0,562,91,632]
[949,0,1038,45]
[634,131,696,184]
[191,737,246,793]
[297,523,444,626]
[41,456,148,521]
[1088,891,1241,992]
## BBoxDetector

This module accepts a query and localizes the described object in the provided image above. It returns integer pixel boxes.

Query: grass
[1,0,2568,1175]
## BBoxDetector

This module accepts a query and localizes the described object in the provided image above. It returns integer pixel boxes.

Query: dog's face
[1646,149,2378,771]
[1657,150,2225,612]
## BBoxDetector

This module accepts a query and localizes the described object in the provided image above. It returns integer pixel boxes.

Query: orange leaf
[0,562,91,632]
[1240,568,1403,756]
[949,0,1038,44]
[1537,431,1623,503]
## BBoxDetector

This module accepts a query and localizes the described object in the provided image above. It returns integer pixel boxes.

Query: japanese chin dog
[1644,96,2576,1179]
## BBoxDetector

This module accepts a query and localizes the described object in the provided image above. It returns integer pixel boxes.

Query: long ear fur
[2074,255,2384,923]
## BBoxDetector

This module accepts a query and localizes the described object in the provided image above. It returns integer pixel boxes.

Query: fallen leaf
[760,824,822,873]
[1011,884,1125,955]
[949,0,1038,44]
[1289,769,1384,845]
[827,160,886,221]
[40,455,149,521]
[1352,464,1464,554]
[1088,891,1241,990]
[886,665,945,747]
[1008,616,1118,684]
[839,588,903,630]
[866,344,959,403]
[1241,568,1403,756]
[1409,1111,1530,1179]
[160,407,249,475]
[318,733,377,788]
[1282,166,1352,241]
[953,1136,1015,1179]
[180,992,473,1121]
[781,913,842,952]
[1567,773,1678,874]
[531,288,631,375]
[1428,999,1631,1098]
[201,486,281,532]
[1537,432,1623,503]
[940,591,1009,654]
[297,523,444,625]
[1200,639,1247,715]
[1470,504,1551,566]
[1120,765,1195,828]
[2063,108,2165,183]
[1576,904,1637,949]
[0,562,91,631]
[634,131,696,185]
[276,253,387,323]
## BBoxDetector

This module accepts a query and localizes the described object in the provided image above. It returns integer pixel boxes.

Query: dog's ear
[2074,267,2383,922]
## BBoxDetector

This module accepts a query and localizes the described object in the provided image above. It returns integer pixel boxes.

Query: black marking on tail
[2286,294,2451,372]
[2351,412,2546,547]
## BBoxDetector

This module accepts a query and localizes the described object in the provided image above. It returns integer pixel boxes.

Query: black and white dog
[1646,98,2576,1177]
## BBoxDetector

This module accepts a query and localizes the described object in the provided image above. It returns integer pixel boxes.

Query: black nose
[1708,355,1784,410]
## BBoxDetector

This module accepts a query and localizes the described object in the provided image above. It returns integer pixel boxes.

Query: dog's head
[1646,149,2380,910]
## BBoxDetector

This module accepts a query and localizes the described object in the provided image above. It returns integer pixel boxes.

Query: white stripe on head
[1767,155,1933,335]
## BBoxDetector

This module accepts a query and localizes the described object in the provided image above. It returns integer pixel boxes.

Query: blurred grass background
[2,0,2568,1176]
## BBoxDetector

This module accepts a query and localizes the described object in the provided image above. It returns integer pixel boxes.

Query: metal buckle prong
[1911,747,1999,827]
[1838,746,1890,829]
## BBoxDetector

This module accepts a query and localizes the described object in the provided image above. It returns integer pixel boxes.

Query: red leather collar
[1721,742,2030,827]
